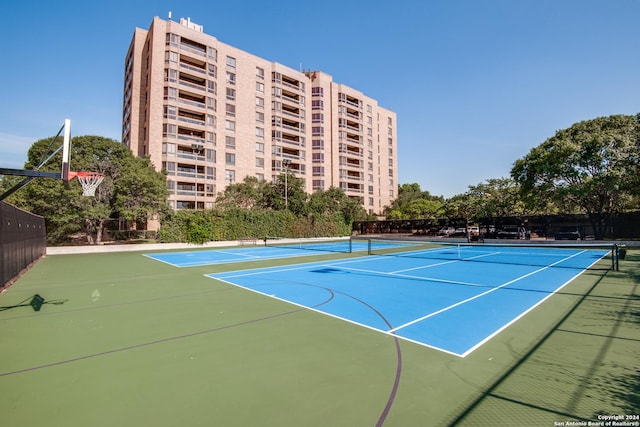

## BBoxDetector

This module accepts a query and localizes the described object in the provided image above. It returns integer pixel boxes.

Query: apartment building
[123,16,397,214]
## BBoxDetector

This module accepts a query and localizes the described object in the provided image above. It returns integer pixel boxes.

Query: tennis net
[354,236,619,271]
[264,237,353,253]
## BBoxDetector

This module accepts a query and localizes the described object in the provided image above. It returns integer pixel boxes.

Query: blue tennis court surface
[144,239,362,267]
[206,246,610,356]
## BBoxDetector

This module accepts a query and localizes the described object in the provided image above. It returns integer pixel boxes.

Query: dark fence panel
[1,202,46,288]
[353,212,640,240]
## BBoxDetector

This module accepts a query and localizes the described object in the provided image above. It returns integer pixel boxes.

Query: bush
[158,208,351,243]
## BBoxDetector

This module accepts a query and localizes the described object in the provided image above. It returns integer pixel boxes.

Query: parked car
[554,226,581,240]
[438,226,456,236]
[497,225,527,239]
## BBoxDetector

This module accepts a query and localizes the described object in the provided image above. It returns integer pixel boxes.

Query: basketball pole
[0,119,72,201]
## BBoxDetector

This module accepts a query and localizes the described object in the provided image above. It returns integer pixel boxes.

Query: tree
[307,187,367,224]
[384,183,445,219]
[9,135,167,244]
[215,176,270,210]
[511,114,640,238]
[268,172,307,215]
[464,178,531,219]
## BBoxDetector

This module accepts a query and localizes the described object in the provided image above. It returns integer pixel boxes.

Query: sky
[1,0,638,198]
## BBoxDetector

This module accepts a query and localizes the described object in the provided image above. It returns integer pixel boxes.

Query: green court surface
[1,246,638,426]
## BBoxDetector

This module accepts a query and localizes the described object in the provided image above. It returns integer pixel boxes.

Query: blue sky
[1,0,638,198]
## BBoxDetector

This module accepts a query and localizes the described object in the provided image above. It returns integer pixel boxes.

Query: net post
[348,236,353,253]
[368,237,372,255]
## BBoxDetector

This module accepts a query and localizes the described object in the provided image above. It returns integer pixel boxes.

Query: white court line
[212,256,377,279]
[334,265,486,288]
[388,250,588,333]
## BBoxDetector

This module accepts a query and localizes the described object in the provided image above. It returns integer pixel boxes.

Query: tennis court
[204,242,611,356]
[143,238,357,267]
[1,239,637,426]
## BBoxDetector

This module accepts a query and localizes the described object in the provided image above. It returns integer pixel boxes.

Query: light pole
[192,144,204,209]
[283,159,291,209]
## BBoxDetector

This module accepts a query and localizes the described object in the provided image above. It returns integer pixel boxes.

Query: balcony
[177,127,205,144]
[180,38,207,57]
[178,72,206,92]
[178,90,206,109]
[177,109,206,127]
[179,55,206,75]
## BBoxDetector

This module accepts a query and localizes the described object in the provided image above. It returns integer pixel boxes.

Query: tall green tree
[215,176,271,210]
[268,172,307,215]
[511,114,640,238]
[9,135,167,244]
[384,183,444,219]
[307,186,367,224]
[464,178,531,219]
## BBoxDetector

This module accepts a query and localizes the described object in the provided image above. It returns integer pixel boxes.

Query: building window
[311,87,323,96]
[163,124,177,138]
[165,69,177,83]
[226,56,236,68]
[256,157,264,168]
[226,103,236,117]
[312,126,323,136]
[256,111,264,123]
[312,100,323,110]
[312,166,324,176]
[164,106,176,120]
[312,113,323,123]
[256,67,264,79]
[312,153,324,163]
[312,139,324,149]
[165,51,178,63]
[226,71,236,85]
[164,87,177,100]
[206,149,215,162]
[225,153,236,165]
[225,169,235,184]
[225,120,235,132]
[256,127,264,138]
[256,142,264,153]
[206,166,215,179]
[165,161,176,173]
[312,180,324,190]
[226,88,236,100]
[256,82,264,93]
[256,97,264,108]
[225,136,236,148]
[208,47,217,61]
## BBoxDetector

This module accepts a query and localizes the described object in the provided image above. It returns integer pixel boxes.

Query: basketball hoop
[68,171,105,197]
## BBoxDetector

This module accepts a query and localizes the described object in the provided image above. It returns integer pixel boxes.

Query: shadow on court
[450,251,640,425]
